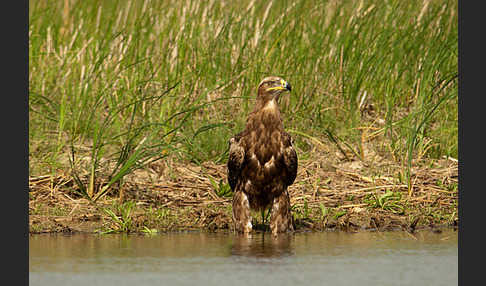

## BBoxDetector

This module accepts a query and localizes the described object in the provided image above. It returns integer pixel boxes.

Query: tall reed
[29,0,457,196]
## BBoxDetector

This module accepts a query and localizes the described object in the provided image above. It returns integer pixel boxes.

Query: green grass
[209,176,233,198]
[100,200,136,234]
[29,0,457,198]
[365,190,405,214]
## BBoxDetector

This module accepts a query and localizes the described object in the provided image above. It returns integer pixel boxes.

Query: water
[29,229,457,286]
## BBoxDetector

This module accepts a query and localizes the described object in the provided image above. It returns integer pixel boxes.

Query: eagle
[227,76,297,235]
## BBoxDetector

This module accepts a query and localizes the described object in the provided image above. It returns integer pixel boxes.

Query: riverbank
[29,155,458,234]
[29,0,457,235]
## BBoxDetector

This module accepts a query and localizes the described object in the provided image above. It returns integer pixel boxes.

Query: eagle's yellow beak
[266,79,292,92]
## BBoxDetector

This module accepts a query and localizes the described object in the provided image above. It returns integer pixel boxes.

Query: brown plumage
[228,76,297,234]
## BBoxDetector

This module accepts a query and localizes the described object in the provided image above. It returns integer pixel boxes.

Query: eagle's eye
[267,81,278,87]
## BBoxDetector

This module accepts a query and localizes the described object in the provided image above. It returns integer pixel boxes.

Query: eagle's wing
[227,133,245,191]
[282,131,298,186]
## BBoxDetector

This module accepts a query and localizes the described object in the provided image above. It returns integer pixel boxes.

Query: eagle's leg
[270,189,294,234]
[232,191,252,233]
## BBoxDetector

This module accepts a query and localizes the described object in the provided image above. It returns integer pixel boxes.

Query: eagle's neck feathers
[262,99,278,112]
[247,98,283,132]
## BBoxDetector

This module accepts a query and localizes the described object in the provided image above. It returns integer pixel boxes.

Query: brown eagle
[228,76,297,234]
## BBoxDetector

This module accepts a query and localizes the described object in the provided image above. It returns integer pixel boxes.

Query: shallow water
[29,229,457,286]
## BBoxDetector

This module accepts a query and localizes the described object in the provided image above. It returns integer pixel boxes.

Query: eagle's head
[257,76,292,102]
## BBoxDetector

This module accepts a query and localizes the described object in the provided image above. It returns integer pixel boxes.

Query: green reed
[29,0,457,198]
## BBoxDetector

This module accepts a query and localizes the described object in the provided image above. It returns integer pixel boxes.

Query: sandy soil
[29,154,458,234]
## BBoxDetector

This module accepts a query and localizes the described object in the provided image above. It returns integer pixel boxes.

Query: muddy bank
[29,157,458,234]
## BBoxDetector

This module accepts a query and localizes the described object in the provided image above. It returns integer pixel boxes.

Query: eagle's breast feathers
[228,76,296,234]
[227,100,297,208]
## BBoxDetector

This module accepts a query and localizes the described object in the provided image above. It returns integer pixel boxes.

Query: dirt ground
[29,153,458,235]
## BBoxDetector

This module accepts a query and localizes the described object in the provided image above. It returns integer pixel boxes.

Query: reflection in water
[230,233,293,258]
[30,230,458,286]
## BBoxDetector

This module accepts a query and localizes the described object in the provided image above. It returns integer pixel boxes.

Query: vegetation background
[29,0,457,233]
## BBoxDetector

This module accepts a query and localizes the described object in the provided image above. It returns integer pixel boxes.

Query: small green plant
[291,199,312,221]
[446,182,458,192]
[101,201,136,234]
[30,203,43,215]
[435,179,457,193]
[49,206,68,216]
[147,206,171,221]
[30,224,44,233]
[447,211,457,224]
[259,208,272,225]
[319,203,329,221]
[333,210,347,219]
[365,190,405,214]
[302,199,311,219]
[141,226,158,236]
[143,206,172,229]
[209,177,233,198]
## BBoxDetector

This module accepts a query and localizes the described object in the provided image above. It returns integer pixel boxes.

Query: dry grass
[29,146,458,234]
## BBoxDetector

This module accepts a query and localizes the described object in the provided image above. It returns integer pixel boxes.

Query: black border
[3,0,29,285]
[458,1,477,286]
